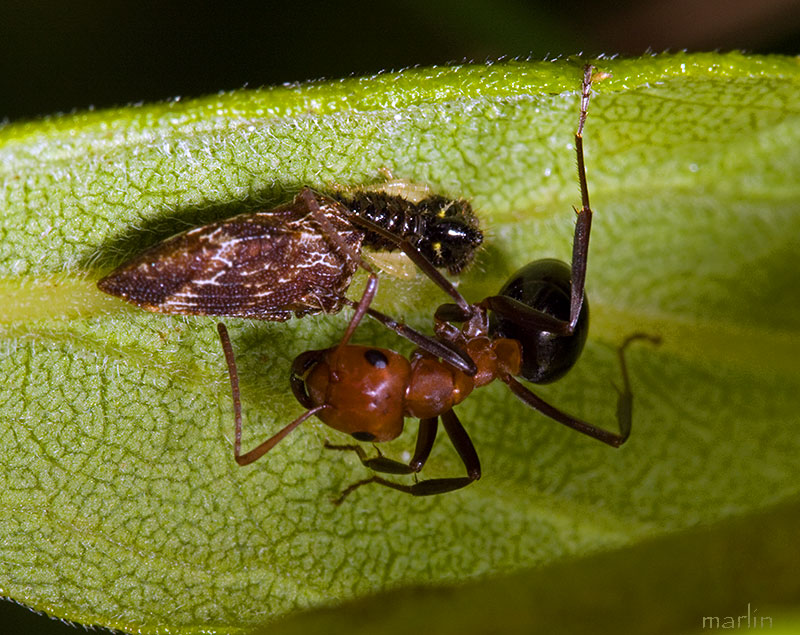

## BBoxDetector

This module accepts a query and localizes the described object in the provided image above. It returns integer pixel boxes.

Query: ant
[218,65,660,501]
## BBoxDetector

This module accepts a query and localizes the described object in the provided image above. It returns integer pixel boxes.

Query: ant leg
[438,408,481,483]
[299,187,379,348]
[500,332,660,447]
[330,196,472,315]
[480,65,601,338]
[481,294,567,334]
[567,65,595,333]
[303,188,470,366]
[339,297,476,375]
[612,333,662,439]
[325,418,439,475]
[331,410,480,503]
[331,472,477,504]
[217,322,327,465]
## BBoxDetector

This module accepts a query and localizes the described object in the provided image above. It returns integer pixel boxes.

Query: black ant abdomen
[488,259,589,384]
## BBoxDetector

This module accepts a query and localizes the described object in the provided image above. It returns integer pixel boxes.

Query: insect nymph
[98,186,482,321]
[221,65,660,501]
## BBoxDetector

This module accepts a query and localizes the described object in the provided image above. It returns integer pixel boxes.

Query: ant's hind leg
[329,410,481,504]
[567,64,602,332]
[325,418,439,476]
[479,65,609,338]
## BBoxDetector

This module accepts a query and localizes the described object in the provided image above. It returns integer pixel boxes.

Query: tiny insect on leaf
[98,186,483,320]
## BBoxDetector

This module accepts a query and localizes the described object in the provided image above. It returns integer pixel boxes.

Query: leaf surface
[1,52,799,633]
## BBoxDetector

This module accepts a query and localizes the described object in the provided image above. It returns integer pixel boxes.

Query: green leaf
[1,52,799,633]
[258,498,800,635]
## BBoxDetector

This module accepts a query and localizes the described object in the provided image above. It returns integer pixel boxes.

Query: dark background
[2,0,799,632]
[3,0,800,122]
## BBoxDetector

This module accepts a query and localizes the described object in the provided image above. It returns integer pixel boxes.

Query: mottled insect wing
[98,190,365,321]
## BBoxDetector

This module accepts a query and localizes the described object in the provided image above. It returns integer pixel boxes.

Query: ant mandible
[218,65,660,501]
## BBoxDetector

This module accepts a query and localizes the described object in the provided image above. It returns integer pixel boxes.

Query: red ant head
[291,345,412,442]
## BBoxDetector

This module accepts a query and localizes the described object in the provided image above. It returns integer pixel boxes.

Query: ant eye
[364,349,389,368]
[352,431,376,442]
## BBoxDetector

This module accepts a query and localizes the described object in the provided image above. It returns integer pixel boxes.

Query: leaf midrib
[1,276,796,377]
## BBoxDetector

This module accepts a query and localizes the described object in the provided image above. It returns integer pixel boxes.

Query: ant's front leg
[339,203,472,315]
[339,297,476,376]
[299,187,380,349]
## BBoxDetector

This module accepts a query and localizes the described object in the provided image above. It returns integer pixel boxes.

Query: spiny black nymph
[333,191,483,275]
